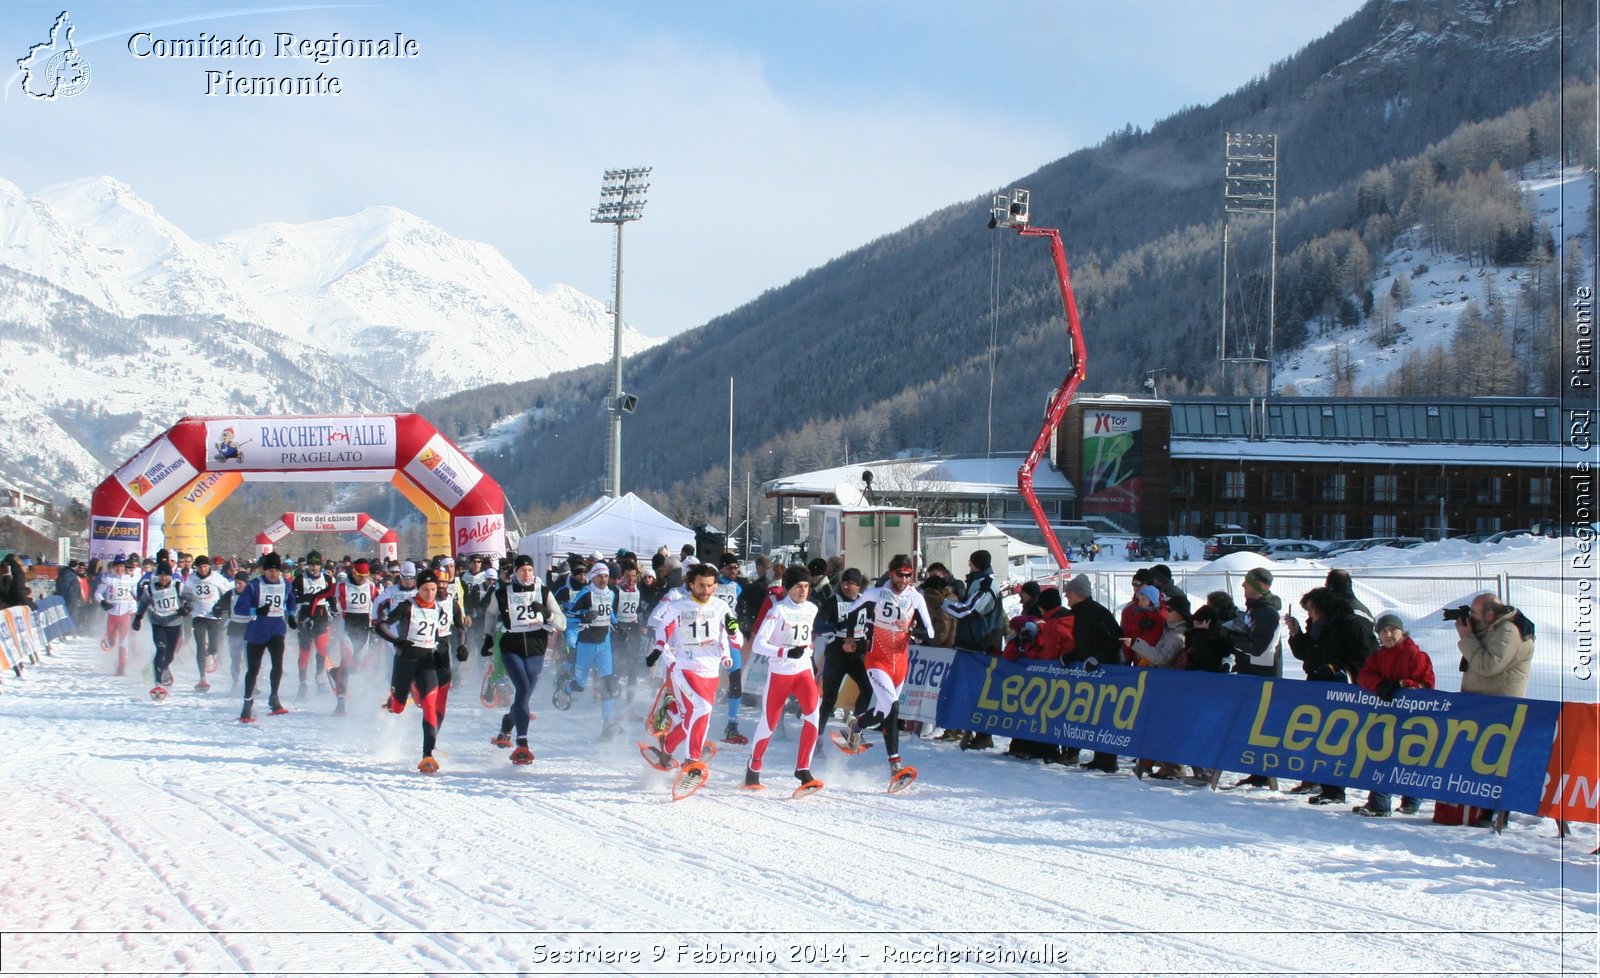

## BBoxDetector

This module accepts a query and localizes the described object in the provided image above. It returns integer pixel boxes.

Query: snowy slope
[1276,165,1595,395]
[2,549,1595,978]
[0,175,659,407]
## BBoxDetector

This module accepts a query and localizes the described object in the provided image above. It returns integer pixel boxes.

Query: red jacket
[1120,602,1164,662]
[1357,636,1436,692]
[1033,607,1076,661]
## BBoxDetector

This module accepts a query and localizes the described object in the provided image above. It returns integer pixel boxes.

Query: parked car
[1482,528,1535,545]
[1264,541,1323,559]
[1136,535,1171,560]
[1318,539,1369,558]
[1203,533,1270,560]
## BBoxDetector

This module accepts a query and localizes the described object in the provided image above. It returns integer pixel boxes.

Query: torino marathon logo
[17,11,91,100]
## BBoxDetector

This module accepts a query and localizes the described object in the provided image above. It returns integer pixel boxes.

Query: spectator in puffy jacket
[1,553,31,609]
[1185,591,1239,673]
[1354,613,1437,817]
[1285,586,1371,805]
[1456,593,1535,698]
[1005,587,1070,762]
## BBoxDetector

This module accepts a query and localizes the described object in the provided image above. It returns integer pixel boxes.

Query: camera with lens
[1442,605,1473,623]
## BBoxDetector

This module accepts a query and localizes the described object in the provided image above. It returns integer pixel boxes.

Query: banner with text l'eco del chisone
[935,653,1562,815]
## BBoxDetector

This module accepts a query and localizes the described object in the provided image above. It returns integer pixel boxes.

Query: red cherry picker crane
[988,189,1088,571]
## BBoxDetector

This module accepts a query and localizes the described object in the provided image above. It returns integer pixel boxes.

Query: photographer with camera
[1454,593,1535,698]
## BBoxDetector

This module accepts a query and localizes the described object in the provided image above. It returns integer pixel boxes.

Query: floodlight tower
[591,166,651,497]
[1219,133,1278,395]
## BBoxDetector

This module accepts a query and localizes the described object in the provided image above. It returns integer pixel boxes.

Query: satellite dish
[833,481,869,507]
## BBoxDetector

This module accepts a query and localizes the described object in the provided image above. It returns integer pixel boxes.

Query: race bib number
[507,589,545,633]
[345,586,372,614]
[617,589,640,623]
[589,592,614,622]
[261,583,286,618]
[406,606,444,645]
[785,619,813,646]
[154,588,181,616]
[113,581,134,602]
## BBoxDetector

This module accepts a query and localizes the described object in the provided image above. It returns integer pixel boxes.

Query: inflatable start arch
[255,512,400,561]
[89,414,505,561]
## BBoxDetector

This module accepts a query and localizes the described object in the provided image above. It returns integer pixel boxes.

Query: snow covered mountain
[0,175,659,503]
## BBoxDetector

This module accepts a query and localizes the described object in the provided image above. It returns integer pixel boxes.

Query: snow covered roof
[763,454,1075,500]
[1171,437,1573,468]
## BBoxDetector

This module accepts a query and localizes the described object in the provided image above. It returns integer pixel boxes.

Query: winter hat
[1038,587,1063,612]
[589,563,611,579]
[306,549,323,565]
[1245,567,1273,592]
[193,554,211,567]
[840,568,866,586]
[514,554,534,569]
[1065,574,1093,599]
[399,560,417,578]
[155,561,173,577]
[1375,612,1405,633]
[351,559,370,574]
[415,569,438,587]
[808,558,828,577]
[1137,585,1162,607]
[782,565,809,590]
[261,553,283,571]
[1020,580,1041,602]
[438,556,455,568]
[233,571,250,583]
[969,549,992,571]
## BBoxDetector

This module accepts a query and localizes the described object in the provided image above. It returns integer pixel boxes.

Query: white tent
[520,492,694,573]
[963,522,1050,558]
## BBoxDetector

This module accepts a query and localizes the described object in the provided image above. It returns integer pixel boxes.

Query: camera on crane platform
[988,188,1030,229]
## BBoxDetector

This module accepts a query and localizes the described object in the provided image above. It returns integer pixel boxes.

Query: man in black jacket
[1062,573,1123,772]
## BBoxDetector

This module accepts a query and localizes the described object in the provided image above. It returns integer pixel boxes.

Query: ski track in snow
[0,636,1595,977]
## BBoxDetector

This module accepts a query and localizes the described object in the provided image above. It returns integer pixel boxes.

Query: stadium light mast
[591,166,651,497]
[1219,133,1278,396]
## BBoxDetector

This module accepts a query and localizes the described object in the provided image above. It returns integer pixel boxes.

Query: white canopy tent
[961,522,1050,558]
[519,492,694,574]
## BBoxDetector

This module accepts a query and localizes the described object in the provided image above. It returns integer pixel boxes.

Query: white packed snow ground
[1,621,1597,978]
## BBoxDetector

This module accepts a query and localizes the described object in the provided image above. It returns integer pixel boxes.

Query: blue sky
[1,1,1366,337]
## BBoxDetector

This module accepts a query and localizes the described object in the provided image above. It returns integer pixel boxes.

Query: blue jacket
[235,575,300,644]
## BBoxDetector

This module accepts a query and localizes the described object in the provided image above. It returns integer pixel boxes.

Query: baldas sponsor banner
[899,644,956,724]
[936,653,1150,756]
[452,512,504,556]
[408,433,482,507]
[113,435,199,510]
[205,417,397,471]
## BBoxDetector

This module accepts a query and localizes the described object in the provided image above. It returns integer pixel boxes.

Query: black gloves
[1459,655,1469,673]
[285,614,297,629]
[100,599,112,611]
[645,646,663,667]
[131,616,142,631]
[481,635,495,657]
[257,604,274,617]
[455,642,468,662]
[1375,679,1401,702]
[785,646,807,659]
[1082,656,1100,672]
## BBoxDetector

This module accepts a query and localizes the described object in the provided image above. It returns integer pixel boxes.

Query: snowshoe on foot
[722,721,748,745]
[194,680,211,693]
[149,685,169,702]
[159,668,174,687]
[205,653,219,675]
[671,760,709,801]
[742,767,764,791]
[491,733,513,749]
[639,742,676,771]
[792,769,824,799]
[268,696,289,716]
[828,725,869,755]
[418,756,440,774]
[239,698,256,723]
[887,763,918,794]
[509,745,534,766]
[552,680,573,711]
[332,698,346,717]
